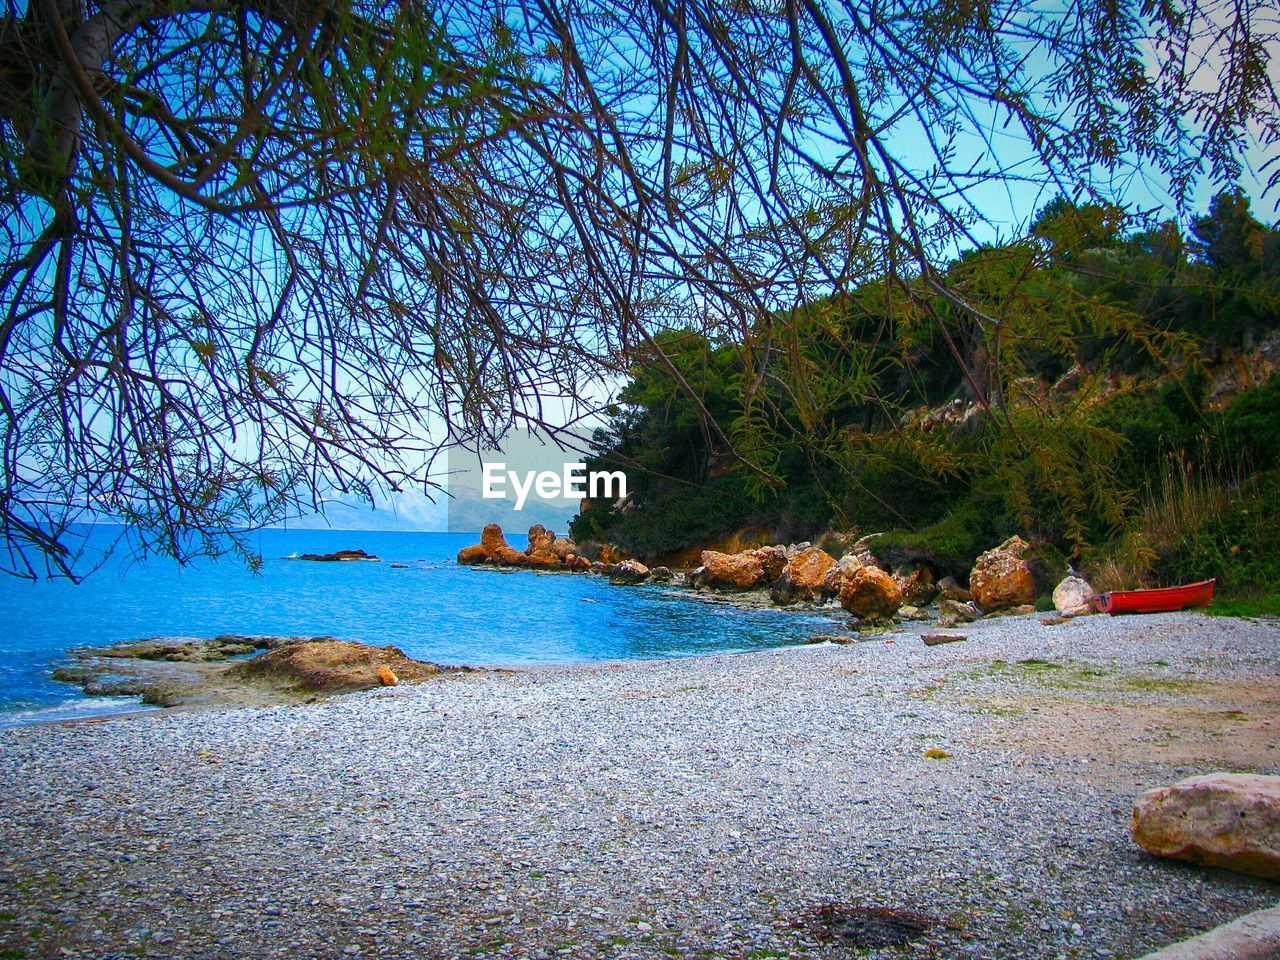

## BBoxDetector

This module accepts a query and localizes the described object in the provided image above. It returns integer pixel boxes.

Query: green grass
[1207,593,1280,618]
[956,657,1193,695]
[1117,675,1194,693]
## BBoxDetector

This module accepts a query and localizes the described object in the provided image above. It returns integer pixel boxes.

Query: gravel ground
[1,610,1278,960]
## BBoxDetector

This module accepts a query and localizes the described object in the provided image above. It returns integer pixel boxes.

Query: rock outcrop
[523,524,583,567]
[1053,575,1099,616]
[969,536,1036,611]
[230,640,445,694]
[838,565,903,619]
[524,523,560,567]
[297,549,379,562]
[1133,773,1280,879]
[457,523,589,570]
[771,547,837,604]
[54,635,460,709]
[457,524,529,566]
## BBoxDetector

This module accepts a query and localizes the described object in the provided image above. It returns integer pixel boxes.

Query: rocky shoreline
[458,523,1096,632]
[1,611,1277,959]
[27,523,1195,723]
[51,635,467,710]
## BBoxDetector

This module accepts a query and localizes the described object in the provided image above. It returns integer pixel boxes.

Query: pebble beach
[1,610,1278,959]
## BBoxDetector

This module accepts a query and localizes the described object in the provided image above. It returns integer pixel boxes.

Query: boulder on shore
[969,536,1036,611]
[895,566,938,606]
[524,524,582,568]
[771,547,837,605]
[936,575,972,603]
[698,550,766,590]
[694,545,791,591]
[1053,575,1098,616]
[753,545,789,583]
[938,598,979,627]
[821,553,865,595]
[838,565,902,619]
[609,559,651,585]
[1133,773,1280,879]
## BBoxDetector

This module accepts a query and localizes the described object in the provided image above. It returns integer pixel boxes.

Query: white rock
[1053,575,1098,616]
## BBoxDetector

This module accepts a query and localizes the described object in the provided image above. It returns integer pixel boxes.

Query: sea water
[0,527,836,726]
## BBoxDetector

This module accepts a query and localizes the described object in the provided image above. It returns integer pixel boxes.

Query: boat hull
[1096,579,1217,615]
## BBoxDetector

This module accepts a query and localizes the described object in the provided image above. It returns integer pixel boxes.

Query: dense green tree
[579,199,1280,586]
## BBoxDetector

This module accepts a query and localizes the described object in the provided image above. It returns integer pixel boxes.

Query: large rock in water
[524,523,557,567]
[298,548,379,562]
[969,536,1036,611]
[1133,773,1280,879]
[456,523,529,566]
[838,565,902,619]
[771,547,837,604]
[1053,575,1098,616]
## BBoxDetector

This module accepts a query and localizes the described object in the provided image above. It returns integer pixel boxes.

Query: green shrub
[1217,375,1280,471]
[1023,540,1069,593]
[871,494,1006,578]
[1143,466,1280,596]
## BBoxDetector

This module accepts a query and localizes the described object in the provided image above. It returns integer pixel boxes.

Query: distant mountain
[445,484,579,536]
[278,491,449,532]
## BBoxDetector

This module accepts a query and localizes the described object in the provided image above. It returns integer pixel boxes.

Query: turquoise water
[0,527,835,726]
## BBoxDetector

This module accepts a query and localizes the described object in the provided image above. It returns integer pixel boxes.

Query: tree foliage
[0,0,1277,577]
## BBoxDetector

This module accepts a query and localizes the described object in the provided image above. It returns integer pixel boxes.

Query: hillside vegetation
[571,192,1280,609]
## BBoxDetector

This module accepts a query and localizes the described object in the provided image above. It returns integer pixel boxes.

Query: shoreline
[9,573,847,729]
[1,610,1278,959]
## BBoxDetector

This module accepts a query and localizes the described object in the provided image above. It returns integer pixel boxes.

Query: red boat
[1095,578,1217,614]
